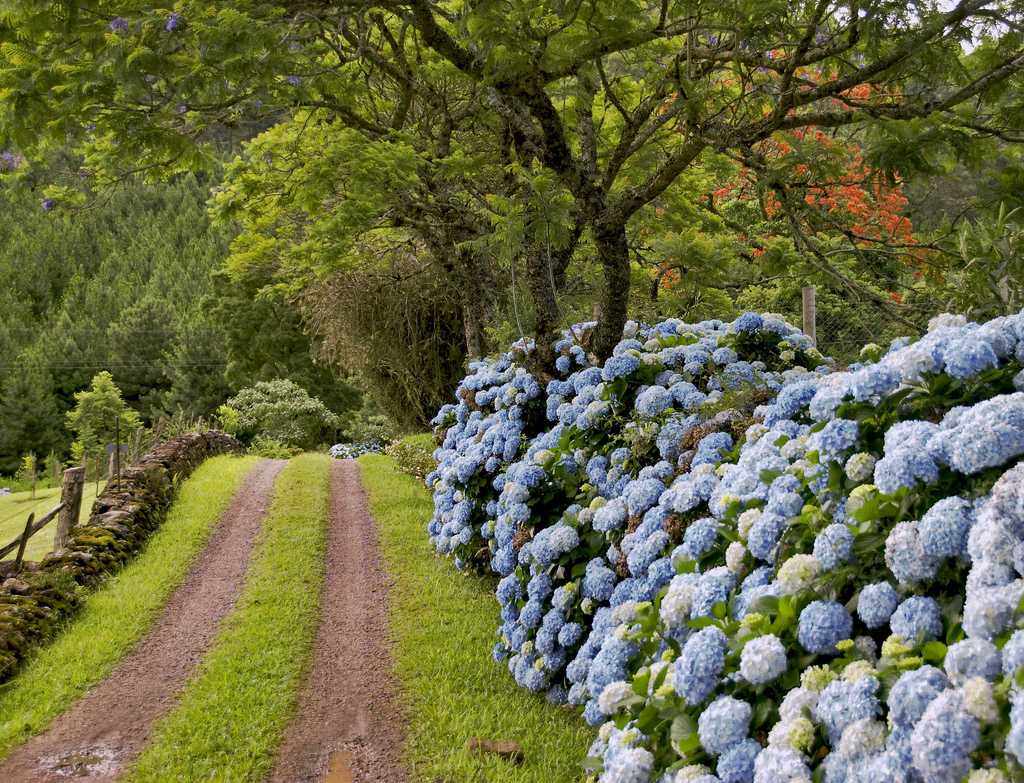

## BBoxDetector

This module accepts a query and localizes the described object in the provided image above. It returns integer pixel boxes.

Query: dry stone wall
[0,432,244,683]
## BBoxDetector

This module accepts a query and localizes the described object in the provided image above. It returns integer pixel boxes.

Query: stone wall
[0,432,244,683]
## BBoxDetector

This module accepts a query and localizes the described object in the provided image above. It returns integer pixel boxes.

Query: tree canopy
[2,0,1023,366]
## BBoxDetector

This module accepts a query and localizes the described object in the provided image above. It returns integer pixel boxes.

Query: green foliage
[65,372,142,456]
[945,204,1024,320]
[247,435,301,460]
[226,379,339,449]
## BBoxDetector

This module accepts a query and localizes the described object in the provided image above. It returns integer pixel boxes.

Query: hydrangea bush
[427,310,1024,783]
[329,442,383,459]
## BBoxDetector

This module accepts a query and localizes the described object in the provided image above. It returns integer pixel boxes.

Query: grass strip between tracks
[358,453,594,783]
[0,454,260,758]
[124,452,331,782]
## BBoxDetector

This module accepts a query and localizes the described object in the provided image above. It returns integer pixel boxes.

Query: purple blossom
[41,198,54,211]
[110,16,129,31]
[165,12,179,31]
[288,75,302,86]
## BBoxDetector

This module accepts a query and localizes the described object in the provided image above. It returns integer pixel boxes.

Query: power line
[0,362,230,370]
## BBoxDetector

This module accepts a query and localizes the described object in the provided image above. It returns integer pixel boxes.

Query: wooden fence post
[14,513,35,572]
[29,455,36,501]
[107,451,116,483]
[94,454,100,494]
[802,286,817,350]
[133,427,144,464]
[53,467,85,552]
[54,459,61,490]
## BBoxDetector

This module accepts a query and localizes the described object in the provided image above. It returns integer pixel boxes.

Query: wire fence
[774,289,929,366]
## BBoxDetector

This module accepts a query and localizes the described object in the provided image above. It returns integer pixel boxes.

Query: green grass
[0,482,99,562]
[124,453,332,782]
[399,432,435,450]
[0,454,260,758]
[357,453,595,783]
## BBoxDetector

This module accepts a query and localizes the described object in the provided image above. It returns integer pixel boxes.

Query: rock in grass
[464,737,524,763]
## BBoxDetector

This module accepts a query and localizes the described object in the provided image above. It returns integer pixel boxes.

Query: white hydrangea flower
[780,438,808,460]
[659,578,695,629]
[673,765,712,782]
[963,677,1000,724]
[845,452,877,483]
[726,542,748,574]
[532,449,553,465]
[776,554,823,595]
[838,718,886,762]
[740,634,787,685]
[598,681,634,715]
[599,721,617,741]
[738,508,762,540]
[611,601,640,626]
[928,312,968,331]
[841,661,876,681]
[779,686,819,721]
[855,636,878,661]
[968,769,1009,783]
[746,424,769,444]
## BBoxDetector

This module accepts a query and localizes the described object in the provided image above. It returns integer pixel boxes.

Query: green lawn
[357,454,594,783]
[125,453,332,782]
[0,454,260,758]
[0,482,99,562]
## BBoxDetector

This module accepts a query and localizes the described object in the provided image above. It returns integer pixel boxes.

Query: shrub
[384,438,437,483]
[224,379,339,449]
[248,436,302,459]
[426,310,1024,782]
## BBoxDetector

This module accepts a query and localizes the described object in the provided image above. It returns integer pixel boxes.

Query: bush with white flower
[427,308,1024,783]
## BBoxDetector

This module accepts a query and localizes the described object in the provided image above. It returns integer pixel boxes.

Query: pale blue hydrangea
[910,690,980,783]
[798,600,853,654]
[1001,629,1024,679]
[673,627,728,706]
[918,496,974,560]
[856,582,899,629]
[716,737,760,783]
[887,665,948,729]
[698,695,752,756]
[813,523,854,571]
[944,638,1000,685]
[890,596,943,643]
[817,676,881,744]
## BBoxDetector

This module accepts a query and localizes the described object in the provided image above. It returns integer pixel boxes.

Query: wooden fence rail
[0,502,66,561]
[0,465,86,572]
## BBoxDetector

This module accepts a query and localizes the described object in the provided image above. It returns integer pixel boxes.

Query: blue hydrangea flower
[812,523,854,571]
[798,600,852,654]
[673,627,728,706]
[697,695,751,756]
[910,690,980,783]
[717,737,760,783]
[890,596,943,644]
[856,582,899,629]
[887,665,948,729]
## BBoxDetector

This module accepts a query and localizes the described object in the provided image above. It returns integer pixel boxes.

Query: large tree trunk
[455,245,496,359]
[591,218,632,361]
[523,238,562,377]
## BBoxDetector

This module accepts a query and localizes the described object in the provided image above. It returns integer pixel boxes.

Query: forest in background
[0,168,363,475]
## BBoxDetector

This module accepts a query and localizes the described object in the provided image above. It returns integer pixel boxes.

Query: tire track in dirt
[266,458,407,783]
[0,458,286,783]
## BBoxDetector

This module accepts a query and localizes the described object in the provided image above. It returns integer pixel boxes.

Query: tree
[0,367,62,474]
[65,371,142,457]
[224,379,339,449]
[2,1,1023,361]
